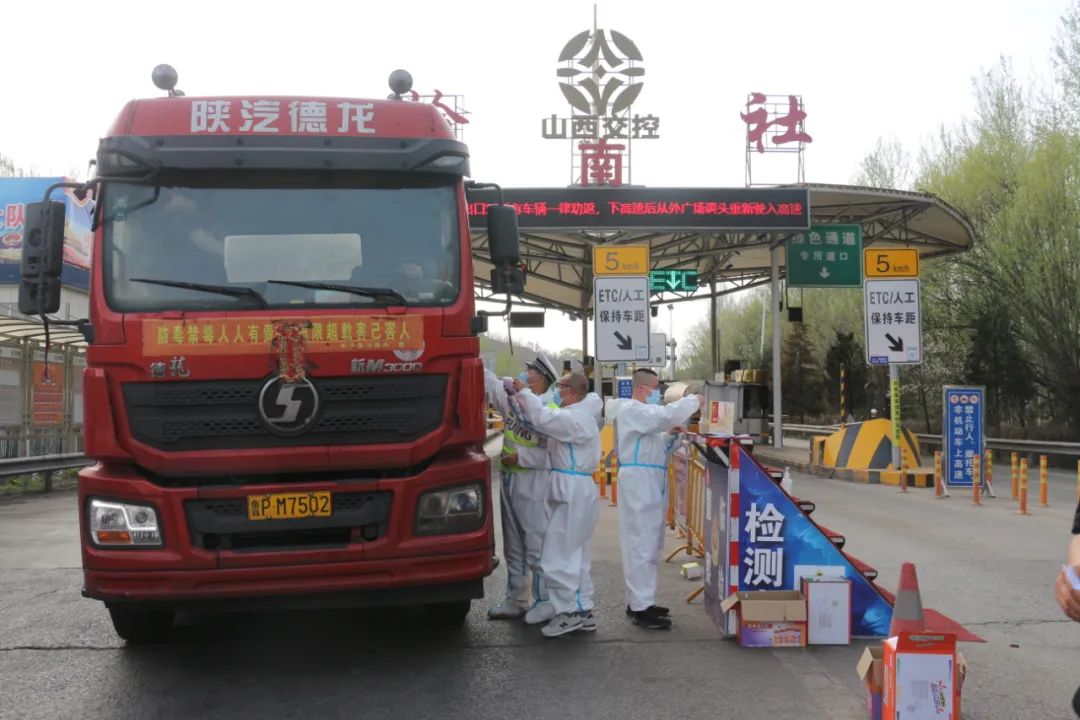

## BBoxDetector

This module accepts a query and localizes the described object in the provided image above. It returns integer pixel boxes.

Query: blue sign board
[616,377,633,399]
[736,450,893,637]
[0,177,92,290]
[942,386,985,488]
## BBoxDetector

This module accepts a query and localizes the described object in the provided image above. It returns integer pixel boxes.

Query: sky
[2,0,1071,358]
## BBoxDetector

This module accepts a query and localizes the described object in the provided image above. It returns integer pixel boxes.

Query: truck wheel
[107,606,175,644]
[422,600,471,626]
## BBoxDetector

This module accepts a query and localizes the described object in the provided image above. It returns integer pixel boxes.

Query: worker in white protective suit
[515,372,603,638]
[615,368,702,629]
[482,352,560,620]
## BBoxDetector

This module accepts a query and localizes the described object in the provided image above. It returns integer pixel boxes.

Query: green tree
[824,332,868,422]
[964,307,1034,435]
[553,346,585,370]
[780,321,823,422]
[494,348,520,378]
[854,135,914,190]
[1054,0,1080,128]
[676,290,772,381]
[0,153,27,177]
[917,50,1080,438]
[799,288,863,366]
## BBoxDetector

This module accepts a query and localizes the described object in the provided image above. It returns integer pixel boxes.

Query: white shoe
[579,610,596,632]
[541,612,584,638]
[487,599,526,620]
[524,601,555,625]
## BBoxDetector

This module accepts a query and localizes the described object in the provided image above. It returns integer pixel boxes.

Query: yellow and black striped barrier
[813,419,933,487]
[822,418,921,469]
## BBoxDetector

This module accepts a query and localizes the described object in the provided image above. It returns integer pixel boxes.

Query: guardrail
[913,434,1080,458]
[779,423,1080,459]
[784,424,838,437]
[0,453,91,479]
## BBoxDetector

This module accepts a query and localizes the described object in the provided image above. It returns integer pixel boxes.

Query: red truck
[19,67,524,642]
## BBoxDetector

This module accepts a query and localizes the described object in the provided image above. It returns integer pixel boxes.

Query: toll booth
[701,377,771,445]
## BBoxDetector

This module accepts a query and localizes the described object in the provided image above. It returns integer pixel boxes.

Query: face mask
[518,371,529,383]
[552,387,562,405]
[647,388,661,405]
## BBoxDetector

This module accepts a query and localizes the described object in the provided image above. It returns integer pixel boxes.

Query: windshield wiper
[129,278,269,308]
[266,280,407,305]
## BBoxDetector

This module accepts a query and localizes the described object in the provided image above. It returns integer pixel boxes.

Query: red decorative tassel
[271,321,307,382]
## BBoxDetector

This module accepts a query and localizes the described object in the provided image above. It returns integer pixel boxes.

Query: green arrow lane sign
[786,224,863,288]
[649,269,699,293]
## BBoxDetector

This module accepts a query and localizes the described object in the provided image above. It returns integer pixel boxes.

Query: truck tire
[422,600,471,626]
[107,606,175,644]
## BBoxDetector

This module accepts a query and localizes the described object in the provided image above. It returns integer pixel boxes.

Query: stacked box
[719,590,807,648]
[856,646,884,720]
[881,633,967,720]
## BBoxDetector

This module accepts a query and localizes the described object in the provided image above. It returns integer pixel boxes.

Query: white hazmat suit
[484,370,557,613]
[516,389,603,616]
[615,394,701,612]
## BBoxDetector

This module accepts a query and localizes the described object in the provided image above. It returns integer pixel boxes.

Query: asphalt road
[1,440,1077,719]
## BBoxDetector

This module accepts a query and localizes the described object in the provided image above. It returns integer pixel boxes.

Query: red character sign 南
[579,138,625,186]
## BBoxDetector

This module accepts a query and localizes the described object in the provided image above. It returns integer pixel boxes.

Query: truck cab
[20,69,522,642]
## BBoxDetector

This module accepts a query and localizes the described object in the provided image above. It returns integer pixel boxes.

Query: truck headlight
[415,483,484,536]
[88,499,162,547]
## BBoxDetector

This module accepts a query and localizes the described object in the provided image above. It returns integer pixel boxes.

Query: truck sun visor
[96,135,471,176]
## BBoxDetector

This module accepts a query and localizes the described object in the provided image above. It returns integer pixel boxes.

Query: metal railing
[1,429,84,458]
[779,423,1080,459]
[783,424,839,437]
[0,453,91,478]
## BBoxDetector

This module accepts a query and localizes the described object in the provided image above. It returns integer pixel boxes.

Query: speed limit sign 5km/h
[863,248,919,278]
[593,246,649,276]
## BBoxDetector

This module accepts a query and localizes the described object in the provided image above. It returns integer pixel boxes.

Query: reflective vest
[501,396,558,472]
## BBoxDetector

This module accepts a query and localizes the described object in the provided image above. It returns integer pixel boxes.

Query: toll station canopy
[469,184,976,314]
[0,314,86,348]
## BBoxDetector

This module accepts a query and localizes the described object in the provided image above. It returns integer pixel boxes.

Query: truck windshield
[103,173,461,312]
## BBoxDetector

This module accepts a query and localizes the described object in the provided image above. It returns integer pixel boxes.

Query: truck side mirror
[487,204,520,267]
[490,204,522,266]
[19,201,65,315]
[486,204,524,295]
[490,267,525,295]
[19,278,61,316]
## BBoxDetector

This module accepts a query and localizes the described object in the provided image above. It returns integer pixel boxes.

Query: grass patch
[0,468,79,496]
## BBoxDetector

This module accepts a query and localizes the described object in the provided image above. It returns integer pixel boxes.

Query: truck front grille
[122,375,447,451]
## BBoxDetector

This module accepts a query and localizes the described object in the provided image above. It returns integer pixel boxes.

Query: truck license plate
[247,491,332,521]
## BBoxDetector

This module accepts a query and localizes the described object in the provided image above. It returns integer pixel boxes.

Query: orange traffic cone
[888,562,926,637]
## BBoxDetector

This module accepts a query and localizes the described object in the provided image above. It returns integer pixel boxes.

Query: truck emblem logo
[257,376,321,436]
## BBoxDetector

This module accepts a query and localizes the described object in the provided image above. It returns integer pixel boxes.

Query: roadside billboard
[0,177,92,289]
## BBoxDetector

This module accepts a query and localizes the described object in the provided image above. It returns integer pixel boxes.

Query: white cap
[527,351,559,387]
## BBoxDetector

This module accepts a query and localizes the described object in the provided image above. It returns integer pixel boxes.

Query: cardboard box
[802,576,852,645]
[856,646,884,720]
[680,562,703,581]
[719,590,808,648]
[882,633,968,720]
